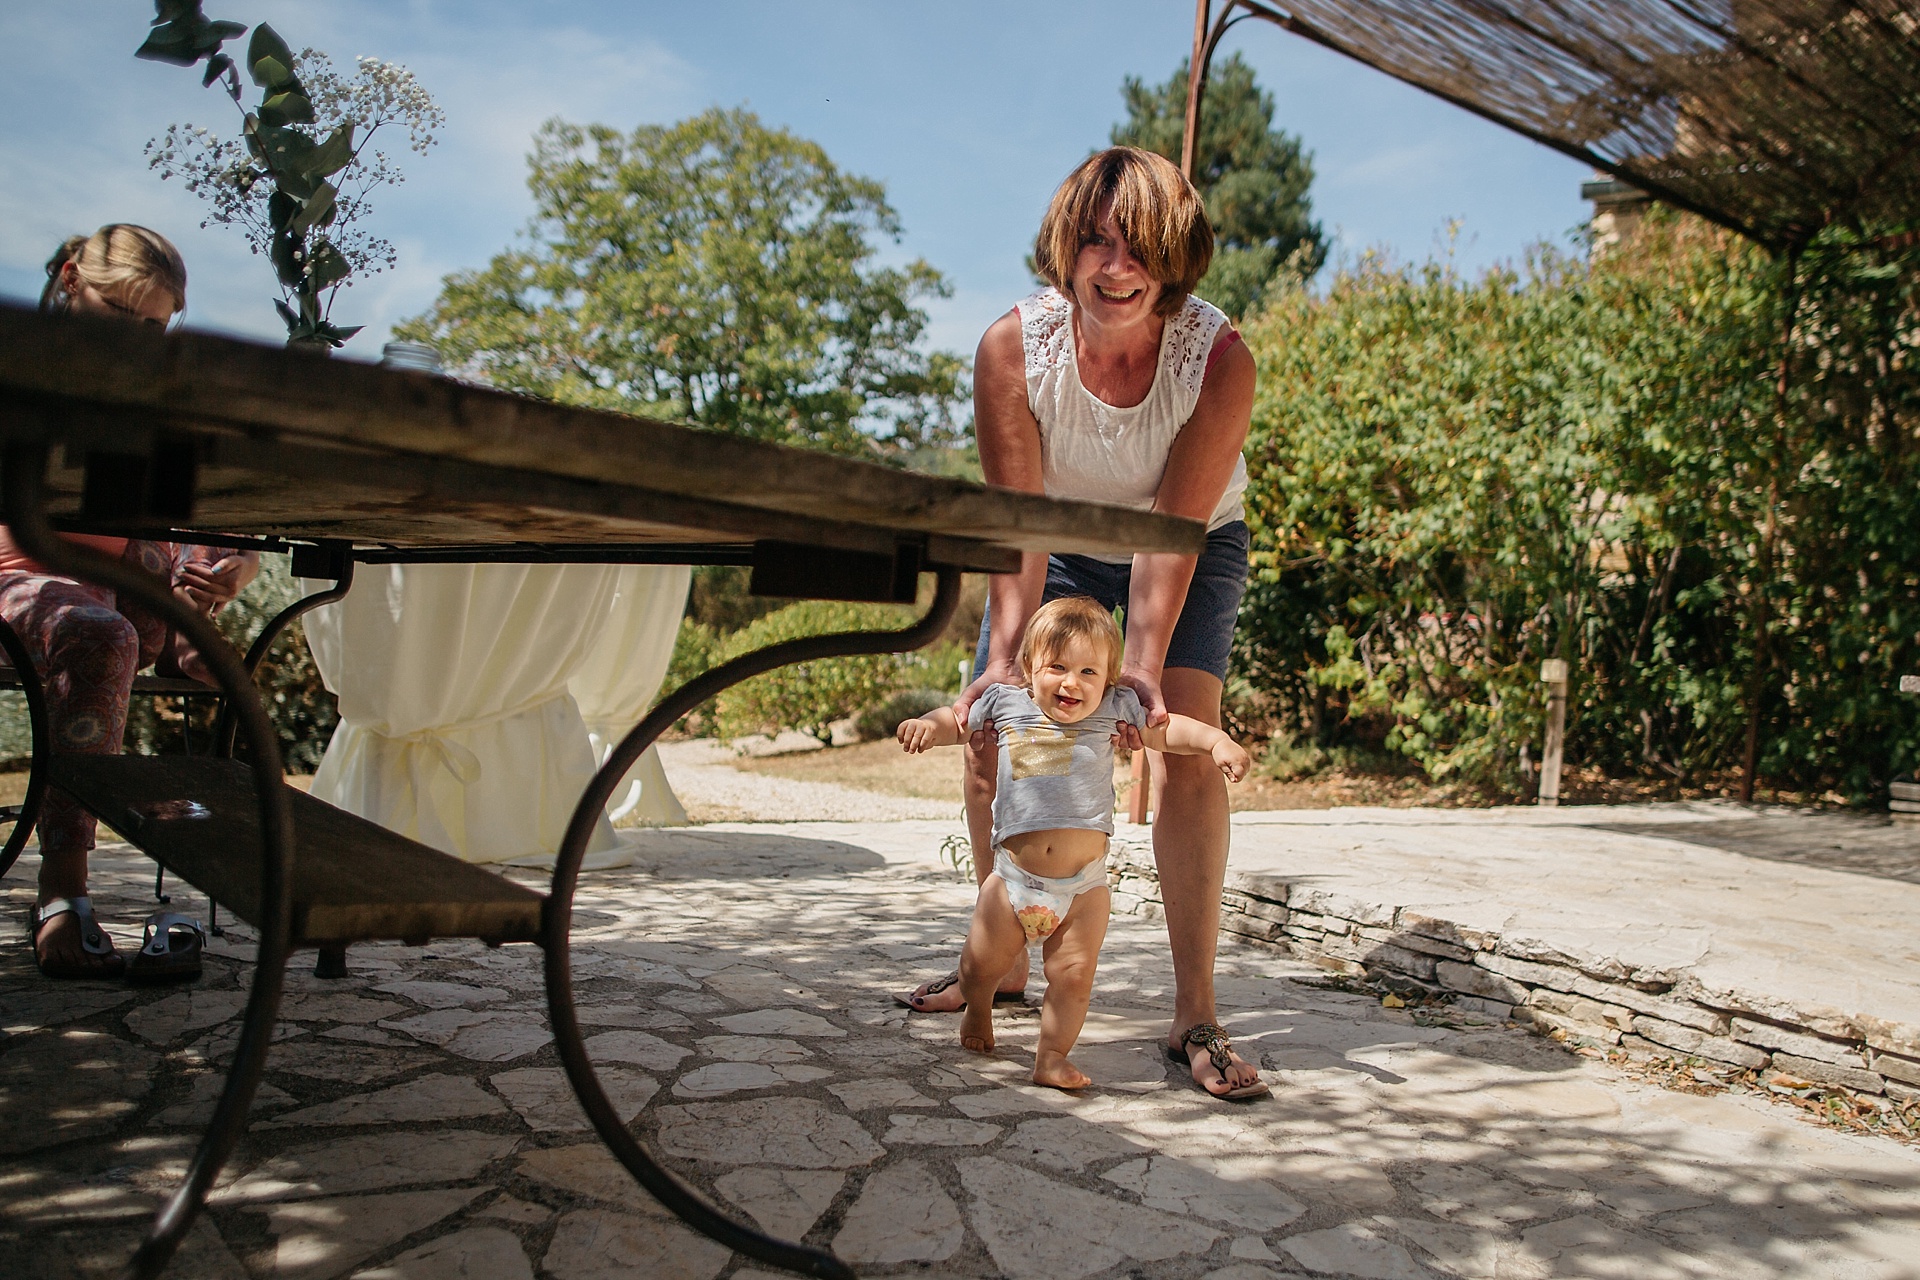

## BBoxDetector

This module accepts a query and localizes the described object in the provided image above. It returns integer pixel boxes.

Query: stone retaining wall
[1107,845,1920,1101]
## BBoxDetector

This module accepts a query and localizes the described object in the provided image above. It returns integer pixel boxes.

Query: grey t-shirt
[968,683,1147,843]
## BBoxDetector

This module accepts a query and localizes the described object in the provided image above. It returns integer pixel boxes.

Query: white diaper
[993,847,1108,943]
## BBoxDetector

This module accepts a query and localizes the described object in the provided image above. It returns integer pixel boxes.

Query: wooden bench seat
[50,755,544,947]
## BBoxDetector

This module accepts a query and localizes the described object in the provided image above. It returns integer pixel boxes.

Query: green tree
[1113,52,1324,319]
[1232,213,1920,800]
[396,108,966,462]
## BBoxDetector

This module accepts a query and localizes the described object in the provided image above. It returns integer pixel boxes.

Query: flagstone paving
[4,818,1920,1279]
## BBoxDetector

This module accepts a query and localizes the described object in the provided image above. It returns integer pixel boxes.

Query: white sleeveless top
[1017,287,1248,564]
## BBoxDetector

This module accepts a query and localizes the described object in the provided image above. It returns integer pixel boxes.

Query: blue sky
[1,2,1592,360]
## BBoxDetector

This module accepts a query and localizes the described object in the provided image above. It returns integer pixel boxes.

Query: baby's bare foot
[1032,1052,1091,1091]
[959,1006,995,1054]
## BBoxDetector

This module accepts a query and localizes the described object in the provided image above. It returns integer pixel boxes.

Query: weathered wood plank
[0,305,1204,561]
[51,755,545,946]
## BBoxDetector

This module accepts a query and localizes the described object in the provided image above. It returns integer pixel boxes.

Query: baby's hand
[897,717,938,754]
[1213,738,1251,783]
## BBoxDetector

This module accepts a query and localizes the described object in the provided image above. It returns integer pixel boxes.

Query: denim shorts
[974,520,1249,681]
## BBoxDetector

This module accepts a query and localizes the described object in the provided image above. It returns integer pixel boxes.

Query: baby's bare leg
[1033,886,1111,1090]
[958,876,1029,1054]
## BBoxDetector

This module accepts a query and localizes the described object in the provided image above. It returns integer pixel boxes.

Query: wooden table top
[0,304,1205,572]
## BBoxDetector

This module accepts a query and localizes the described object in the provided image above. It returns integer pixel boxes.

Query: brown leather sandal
[1167,1022,1270,1100]
[894,970,1027,1012]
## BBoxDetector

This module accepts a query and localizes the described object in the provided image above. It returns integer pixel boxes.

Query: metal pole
[1538,658,1569,806]
[1182,0,1211,179]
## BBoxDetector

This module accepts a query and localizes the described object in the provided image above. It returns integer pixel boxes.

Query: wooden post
[1181,0,1211,180]
[1128,748,1152,824]
[1896,676,1920,822]
[1539,658,1569,807]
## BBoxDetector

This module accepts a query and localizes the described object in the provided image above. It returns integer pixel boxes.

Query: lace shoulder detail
[1016,287,1072,380]
[1163,295,1230,399]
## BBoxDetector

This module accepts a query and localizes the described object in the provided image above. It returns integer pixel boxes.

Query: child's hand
[897,717,938,754]
[1212,737,1251,783]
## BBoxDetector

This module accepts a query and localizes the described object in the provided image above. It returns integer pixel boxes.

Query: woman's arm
[1120,335,1256,723]
[1138,712,1252,781]
[954,310,1048,727]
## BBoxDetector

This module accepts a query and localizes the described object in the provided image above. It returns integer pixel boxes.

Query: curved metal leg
[1,442,296,1280]
[211,556,355,759]
[0,613,50,882]
[547,565,963,1280]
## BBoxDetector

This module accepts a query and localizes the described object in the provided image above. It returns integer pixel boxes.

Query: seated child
[897,596,1251,1090]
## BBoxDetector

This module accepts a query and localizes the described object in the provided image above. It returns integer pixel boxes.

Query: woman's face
[60,262,177,327]
[1069,204,1162,327]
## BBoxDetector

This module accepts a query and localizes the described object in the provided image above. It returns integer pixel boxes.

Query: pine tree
[1113,53,1324,319]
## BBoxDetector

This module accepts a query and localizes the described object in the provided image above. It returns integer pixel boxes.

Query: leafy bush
[664,583,976,741]
[1236,212,1920,799]
[711,600,922,742]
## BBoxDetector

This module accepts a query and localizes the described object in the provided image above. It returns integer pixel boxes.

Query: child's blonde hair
[1019,596,1123,684]
[41,224,187,317]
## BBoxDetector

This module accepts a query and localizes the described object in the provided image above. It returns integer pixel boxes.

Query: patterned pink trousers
[0,540,225,857]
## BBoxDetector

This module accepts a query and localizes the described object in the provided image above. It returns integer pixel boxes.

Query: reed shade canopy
[1200,1,1920,252]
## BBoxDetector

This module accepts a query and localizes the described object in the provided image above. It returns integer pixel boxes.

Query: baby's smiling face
[1028,634,1110,725]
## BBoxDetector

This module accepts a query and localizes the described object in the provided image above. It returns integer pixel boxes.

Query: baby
[898,596,1251,1089]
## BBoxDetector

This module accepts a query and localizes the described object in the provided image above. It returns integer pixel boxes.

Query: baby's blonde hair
[1018,596,1123,685]
[41,224,187,317]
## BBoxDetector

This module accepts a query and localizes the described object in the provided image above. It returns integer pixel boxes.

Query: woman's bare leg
[957,876,1028,1053]
[1033,886,1109,1090]
[1156,667,1262,1095]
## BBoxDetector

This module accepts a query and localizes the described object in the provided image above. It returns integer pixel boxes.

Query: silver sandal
[29,895,126,979]
[126,911,205,985]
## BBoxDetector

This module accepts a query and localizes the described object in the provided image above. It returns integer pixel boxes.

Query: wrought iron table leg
[0,613,49,882]
[2,441,297,1280]
[547,565,963,1280]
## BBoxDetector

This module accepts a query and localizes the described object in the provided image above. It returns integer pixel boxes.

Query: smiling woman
[898,146,1270,1102]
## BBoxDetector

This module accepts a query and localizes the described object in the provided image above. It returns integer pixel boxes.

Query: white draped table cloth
[301,563,689,865]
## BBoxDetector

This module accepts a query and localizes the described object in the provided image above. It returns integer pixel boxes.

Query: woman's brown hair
[1033,146,1214,318]
[41,224,187,317]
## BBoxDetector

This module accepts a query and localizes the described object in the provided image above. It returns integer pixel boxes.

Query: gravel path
[657,739,958,824]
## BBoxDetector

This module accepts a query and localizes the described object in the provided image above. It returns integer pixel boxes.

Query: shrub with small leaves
[711,600,924,743]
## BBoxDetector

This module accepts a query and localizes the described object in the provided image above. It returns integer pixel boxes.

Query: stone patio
[5,812,1920,1278]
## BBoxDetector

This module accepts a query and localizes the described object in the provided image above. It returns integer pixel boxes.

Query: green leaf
[267,188,298,233]
[253,123,321,196]
[307,240,351,290]
[270,232,304,288]
[136,3,247,67]
[257,87,314,127]
[305,124,355,179]
[200,51,233,88]
[289,181,337,235]
[247,24,297,88]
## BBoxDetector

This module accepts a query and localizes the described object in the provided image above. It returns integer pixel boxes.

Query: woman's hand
[174,552,258,614]
[954,659,1019,751]
[1116,666,1170,751]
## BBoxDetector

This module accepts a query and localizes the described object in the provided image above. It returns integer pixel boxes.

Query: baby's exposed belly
[999,828,1109,880]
